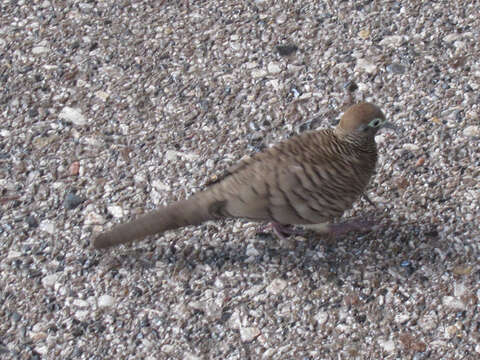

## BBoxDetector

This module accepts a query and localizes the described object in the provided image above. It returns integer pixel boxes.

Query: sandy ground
[1,0,480,359]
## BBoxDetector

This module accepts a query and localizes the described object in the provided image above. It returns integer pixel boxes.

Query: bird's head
[336,102,393,139]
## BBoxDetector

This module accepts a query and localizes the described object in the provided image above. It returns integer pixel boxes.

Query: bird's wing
[206,130,349,224]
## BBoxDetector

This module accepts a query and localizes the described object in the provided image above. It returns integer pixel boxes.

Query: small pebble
[69,161,80,176]
[267,62,282,74]
[358,29,370,39]
[32,46,49,55]
[39,220,56,234]
[315,311,329,325]
[84,212,105,225]
[73,299,89,308]
[378,339,395,352]
[41,274,58,289]
[442,296,466,311]
[64,192,83,210]
[453,282,466,297]
[395,313,410,324]
[415,157,425,167]
[107,205,124,218]
[7,250,22,259]
[463,125,479,137]
[402,143,420,151]
[26,215,39,228]
[276,44,298,56]
[252,69,268,78]
[355,58,377,74]
[386,63,406,74]
[152,180,171,191]
[98,295,115,308]
[379,35,403,47]
[266,278,287,295]
[59,107,87,126]
[443,33,461,43]
[240,326,260,342]
[95,90,110,101]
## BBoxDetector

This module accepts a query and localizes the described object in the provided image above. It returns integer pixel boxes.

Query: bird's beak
[382,121,397,132]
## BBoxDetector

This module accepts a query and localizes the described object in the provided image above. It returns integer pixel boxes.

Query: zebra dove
[93,102,389,249]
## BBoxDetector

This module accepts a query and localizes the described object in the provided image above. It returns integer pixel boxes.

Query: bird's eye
[369,118,382,127]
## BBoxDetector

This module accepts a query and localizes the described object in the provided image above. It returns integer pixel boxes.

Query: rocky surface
[1,1,479,359]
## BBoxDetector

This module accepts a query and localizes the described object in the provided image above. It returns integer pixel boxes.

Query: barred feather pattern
[205,128,378,225]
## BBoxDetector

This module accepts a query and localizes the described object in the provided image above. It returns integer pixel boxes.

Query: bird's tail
[92,192,217,249]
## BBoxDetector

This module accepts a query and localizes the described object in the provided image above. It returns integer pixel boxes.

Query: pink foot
[328,218,375,236]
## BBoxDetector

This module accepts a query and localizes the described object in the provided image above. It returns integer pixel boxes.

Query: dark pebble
[29,108,39,117]
[343,80,358,92]
[356,314,367,323]
[64,192,83,210]
[456,310,466,319]
[11,311,21,322]
[276,44,298,56]
[72,327,84,337]
[26,215,38,228]
[386,63,406,74]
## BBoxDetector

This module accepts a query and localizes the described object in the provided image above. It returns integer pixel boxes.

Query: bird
[93,102,391,249]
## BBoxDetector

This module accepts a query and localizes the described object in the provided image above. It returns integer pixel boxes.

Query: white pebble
[355,58,377,74]
[443,33,461,43]
[42,274,58,289]
[107,205,124,218]
[276,13,287,24]
[73,299,89,308]
[74,310,89,321]
[251,69,267,78]
[394,313,410,324]
[39,220,56,234]
[442,296,466,310]
[267,62,282,74]
[84,212,106,225]
[454,282,466,297]
[402,143,420,151]
[378,338,395,352]
[95,90,110,101]
[59,106,87,126]
[32,46,49,55]
[98,294,115,308]
[375,133,387,145]
[379,35,403,47]
[463,125,479,137]
[240,326,260,342]
[165,150,178,161]
[315,311,329,325]
[266,278,287,295]
[34,345,48,355]
[183,352,202,360]
[152,180,171,191]
[7,250,22,259]
[246,243,260,257]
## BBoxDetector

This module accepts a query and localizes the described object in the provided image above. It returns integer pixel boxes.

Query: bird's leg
[269,222,305,239]
[327,217,375,236]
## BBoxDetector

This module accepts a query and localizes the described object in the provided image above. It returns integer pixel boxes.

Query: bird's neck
[334,129,377,153]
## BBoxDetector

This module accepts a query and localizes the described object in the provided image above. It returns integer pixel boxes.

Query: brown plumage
[93,102,388,249]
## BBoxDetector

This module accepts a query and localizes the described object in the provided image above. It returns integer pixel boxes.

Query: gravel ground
[1,0,480,359]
